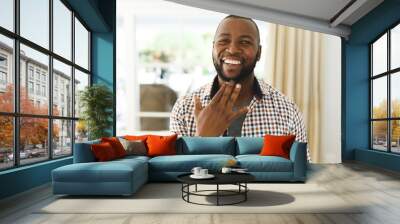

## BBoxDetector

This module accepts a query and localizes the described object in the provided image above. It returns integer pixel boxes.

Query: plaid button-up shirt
[170,77,308,144]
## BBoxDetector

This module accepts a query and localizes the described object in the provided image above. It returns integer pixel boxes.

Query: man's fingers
[220,81,235,105]
[226,83,241,109]
[193,96,203,117]
[210,83,226,105]
[229,106,249,121]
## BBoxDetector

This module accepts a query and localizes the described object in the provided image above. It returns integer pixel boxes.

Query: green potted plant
[79,84,113,140]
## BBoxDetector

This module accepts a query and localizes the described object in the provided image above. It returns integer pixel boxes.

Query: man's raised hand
[194,82,249,136]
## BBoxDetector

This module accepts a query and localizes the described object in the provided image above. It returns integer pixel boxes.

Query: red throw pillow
[91,142,117,161]
[101,137,127,158]
[260,135,296,159]
[146,134,177,157]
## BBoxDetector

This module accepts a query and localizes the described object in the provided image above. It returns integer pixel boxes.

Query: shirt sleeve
[169,96,189,136]
[291,104,308,143]
[291,104,311,162]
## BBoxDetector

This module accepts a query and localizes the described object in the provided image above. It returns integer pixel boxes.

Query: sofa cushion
[236,155,293,172]
[177,137,235,155]
[115,155,150,163]
[236,137,263,155]
[52,159,147,183]
[148,154,235,172]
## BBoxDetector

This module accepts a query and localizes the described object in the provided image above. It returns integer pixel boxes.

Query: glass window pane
[140,117,170,131]
[0,0,14,31]
[372,76,387,119]
[74,69,89,118]
[0,116,14,170]
[75,120,88,143]
[53,119,72,158]
[372,121,388,151]
[0,34,14,112]
[372,33,387,76]
[20,117,49,165]
[20,0,49,49]
[392,72,400,118]
[20,44,49,115]
[74,18,89,69]
[391,24,400,70]
[53,59,72,117]
[53,0,72,60]
[392,120,400,153]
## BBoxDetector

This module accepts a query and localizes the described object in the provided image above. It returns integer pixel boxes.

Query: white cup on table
[200,169,208,176]
[191,167,202,176]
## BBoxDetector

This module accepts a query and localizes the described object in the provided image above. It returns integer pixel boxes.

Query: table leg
[195,184,197,192]
[217,184,219,206]
[245,183,247,201]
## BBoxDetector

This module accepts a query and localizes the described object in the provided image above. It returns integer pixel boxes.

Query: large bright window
[0,0,91,171]
[117,0,267,135]
[370,23,400,153]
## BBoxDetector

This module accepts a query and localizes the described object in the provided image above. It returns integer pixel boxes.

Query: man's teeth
[223,59,241,65]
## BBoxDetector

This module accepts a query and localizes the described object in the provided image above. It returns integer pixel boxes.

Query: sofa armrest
[73,140,100,163]
[289,141,307,181]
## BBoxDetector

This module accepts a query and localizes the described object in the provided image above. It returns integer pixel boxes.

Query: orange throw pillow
[146,134,177,157]
[91,142,117,161]
[260,135,296,159]
[101,137,127,158]
[124,135,149,141]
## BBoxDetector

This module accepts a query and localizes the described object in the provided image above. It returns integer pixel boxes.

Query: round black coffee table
[177,173,255,206]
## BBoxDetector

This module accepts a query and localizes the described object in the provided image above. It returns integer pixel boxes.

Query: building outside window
[0,54,7,90]
[41,85,46,97]
[41,73,46,82]
[28,81,34,94]
[35,70,40,81]
[0,0,91,170]
[28,66,34,79]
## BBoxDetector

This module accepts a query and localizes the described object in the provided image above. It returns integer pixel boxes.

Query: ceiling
[166,0,384,38]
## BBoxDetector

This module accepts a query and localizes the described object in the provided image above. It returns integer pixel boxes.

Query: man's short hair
[217,15,260,44]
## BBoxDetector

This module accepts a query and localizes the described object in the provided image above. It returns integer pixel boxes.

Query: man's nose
[225,42,241,54]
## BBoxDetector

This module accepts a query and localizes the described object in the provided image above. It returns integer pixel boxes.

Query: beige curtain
[265,23,324,163]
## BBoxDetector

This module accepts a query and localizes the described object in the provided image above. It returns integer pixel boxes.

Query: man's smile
[222,57,242,65]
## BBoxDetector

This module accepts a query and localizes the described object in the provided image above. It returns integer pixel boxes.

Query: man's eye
[240,40,251,45]
[218,39,229,44]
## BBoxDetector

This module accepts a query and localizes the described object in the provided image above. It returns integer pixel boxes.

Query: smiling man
[170,15,307,144]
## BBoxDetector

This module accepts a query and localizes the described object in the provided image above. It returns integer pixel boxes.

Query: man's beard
[213,56,257,82]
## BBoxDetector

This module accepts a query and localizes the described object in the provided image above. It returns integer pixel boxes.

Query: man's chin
[218,72,241,82]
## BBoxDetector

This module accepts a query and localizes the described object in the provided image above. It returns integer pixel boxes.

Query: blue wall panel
[0,158,72,199]
[91,32,115,135]
[343,0,400,171]
[92,33,114,88]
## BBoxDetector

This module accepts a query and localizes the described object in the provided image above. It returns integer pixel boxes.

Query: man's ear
[256,45,262,61]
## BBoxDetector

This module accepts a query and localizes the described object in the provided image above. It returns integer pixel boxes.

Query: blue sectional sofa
[52,137,307,196]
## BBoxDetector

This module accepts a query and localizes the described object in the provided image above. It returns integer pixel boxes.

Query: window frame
[0,0,92,171]
[370,21,400,154]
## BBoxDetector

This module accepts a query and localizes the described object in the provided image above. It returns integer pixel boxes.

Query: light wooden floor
[1,162,400,224]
